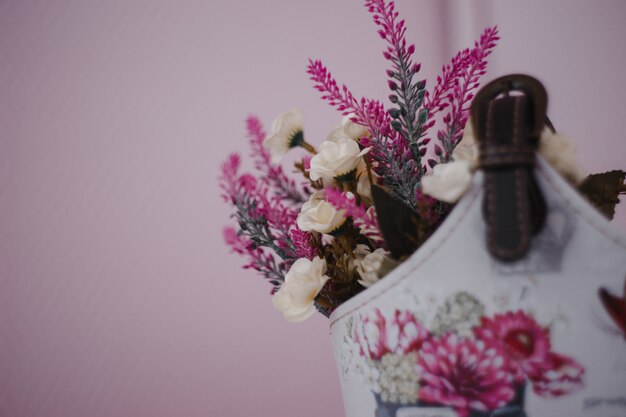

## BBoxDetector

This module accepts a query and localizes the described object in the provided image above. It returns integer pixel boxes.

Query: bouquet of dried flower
[219,0,625,322]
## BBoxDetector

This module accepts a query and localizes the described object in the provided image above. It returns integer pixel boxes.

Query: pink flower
[417,333,515,417]
[354,309,388,360]
[530,352,585,398]
[353,309,428,360]
[387,310,430,355]
[475,310,551,381]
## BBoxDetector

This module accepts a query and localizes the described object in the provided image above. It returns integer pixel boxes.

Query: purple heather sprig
[219,151,308,291]
[223,227,287,291]
[432,26,499,162]
[307,59,420,209]
[307,59,393,140]
[324,187,385,246]
[366,0,428,175]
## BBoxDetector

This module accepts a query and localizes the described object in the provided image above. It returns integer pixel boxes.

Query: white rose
[452,123,479,163]
[421,160,473,203]
[272,257,330,322]
[309,138,370,184]
[420,124,476,203]
[353,245,393,288]
[422,123,586,203]
[297,191,346,234]
[263,108,305,163]
[327,114,370,143]
[538,129,585,184]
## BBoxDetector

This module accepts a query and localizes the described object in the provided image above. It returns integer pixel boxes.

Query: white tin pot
[330,157,626,417]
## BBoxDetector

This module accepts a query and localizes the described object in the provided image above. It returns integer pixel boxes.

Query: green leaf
[578,170,626,220]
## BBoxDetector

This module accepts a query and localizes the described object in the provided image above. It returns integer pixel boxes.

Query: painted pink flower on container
[474,310,551,382]
[530,352,585,397]
[417,333,515,417]
[353,308,428,360]
[353,309,389,360]
[387,310,430,354]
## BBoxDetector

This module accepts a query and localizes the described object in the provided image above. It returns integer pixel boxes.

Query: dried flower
[272,257,330,322]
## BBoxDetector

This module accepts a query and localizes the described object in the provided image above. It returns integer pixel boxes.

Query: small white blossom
[297,191,346,234]
[271,257,329,322]
[263,108,305,163]
[309,138,370,185]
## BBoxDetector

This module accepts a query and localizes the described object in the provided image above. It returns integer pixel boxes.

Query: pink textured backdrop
[1,1,624,417]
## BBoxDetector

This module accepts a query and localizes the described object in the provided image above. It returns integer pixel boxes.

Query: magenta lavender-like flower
[529,352,585,398]
[221,0,501,318]
[417,333,515,417]
[474,310,552,382]
[324,188,384,246]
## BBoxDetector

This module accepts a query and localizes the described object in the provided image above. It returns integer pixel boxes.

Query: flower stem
[300,141,317,155]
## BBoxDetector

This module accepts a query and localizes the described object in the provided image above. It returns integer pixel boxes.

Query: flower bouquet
[219,1,626,416]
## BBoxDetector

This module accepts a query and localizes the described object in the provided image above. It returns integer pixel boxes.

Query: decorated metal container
[329,156,626,417]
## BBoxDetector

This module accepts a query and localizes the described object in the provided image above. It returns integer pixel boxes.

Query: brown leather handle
[471,74,548,262]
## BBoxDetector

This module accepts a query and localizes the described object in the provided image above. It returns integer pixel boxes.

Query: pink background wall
[1,1,625,417]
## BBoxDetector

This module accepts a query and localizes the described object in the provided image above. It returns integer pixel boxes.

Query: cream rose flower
[421,123,585,202]
[263,108,309,163]
[452,123,479,163]
[421,160,473,203]
[353,244,395,288]
[539,129,585,184]
[297,191,346,234]
[421,124,477,203]
[327,114,370,143]
[309,138,370,185]
[272,257,330,322]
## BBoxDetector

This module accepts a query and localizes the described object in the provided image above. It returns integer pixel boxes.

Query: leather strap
[471,75,548,262]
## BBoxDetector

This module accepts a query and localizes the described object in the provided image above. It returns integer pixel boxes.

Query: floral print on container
[346,292,585,417]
